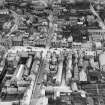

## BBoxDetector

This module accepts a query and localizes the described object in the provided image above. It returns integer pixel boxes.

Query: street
[30,59,45,105]
[89,0,105,29]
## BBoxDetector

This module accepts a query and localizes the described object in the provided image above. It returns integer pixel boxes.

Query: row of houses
[0,35,47,48]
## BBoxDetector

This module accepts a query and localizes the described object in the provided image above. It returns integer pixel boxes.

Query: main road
[30,59,45,105]
[89,0,105,29]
